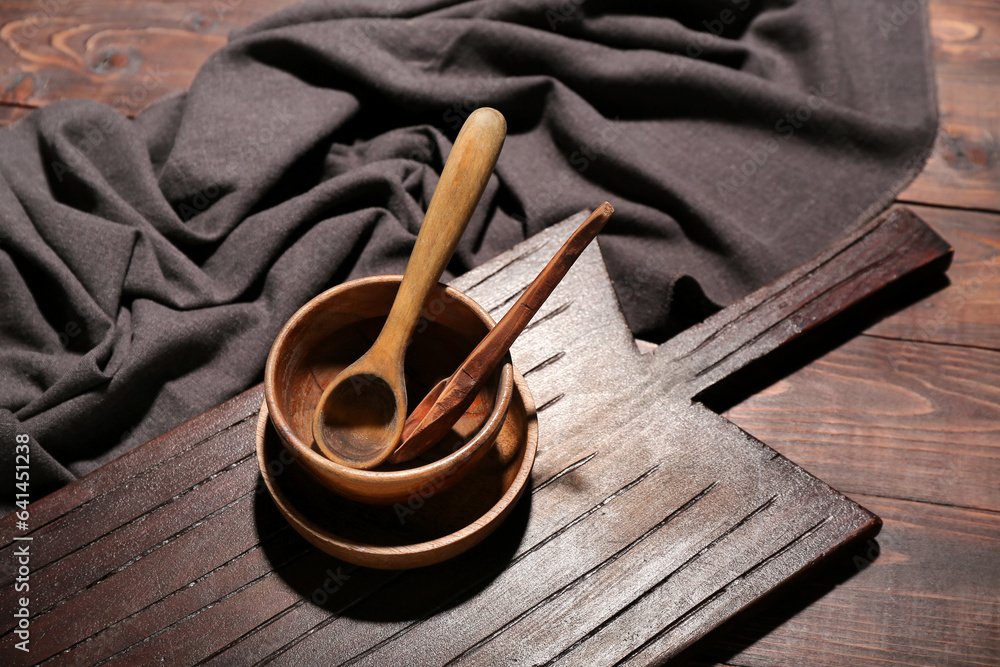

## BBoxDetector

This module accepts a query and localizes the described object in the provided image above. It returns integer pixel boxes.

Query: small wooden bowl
[256,370,537,569]
[264,276,515,504]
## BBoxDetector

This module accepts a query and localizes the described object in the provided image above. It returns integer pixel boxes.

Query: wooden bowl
[264,276,515,504]
[255,370,537,569]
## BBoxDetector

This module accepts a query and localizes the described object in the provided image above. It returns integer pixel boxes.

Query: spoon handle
[375,108,507,358]
[457,202,614,380]
[392,202,614,463]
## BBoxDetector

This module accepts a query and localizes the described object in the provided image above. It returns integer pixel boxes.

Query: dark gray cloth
[0,0,936,510]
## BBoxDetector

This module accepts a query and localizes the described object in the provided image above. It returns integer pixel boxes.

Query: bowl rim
[264,275,515,486]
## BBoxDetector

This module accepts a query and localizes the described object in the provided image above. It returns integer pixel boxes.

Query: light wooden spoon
[390,202,614,464]
[312,108,506,469]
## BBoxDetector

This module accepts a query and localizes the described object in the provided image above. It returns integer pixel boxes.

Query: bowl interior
[269,278,506,471]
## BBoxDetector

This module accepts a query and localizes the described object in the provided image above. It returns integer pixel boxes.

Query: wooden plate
[255,371,537,569]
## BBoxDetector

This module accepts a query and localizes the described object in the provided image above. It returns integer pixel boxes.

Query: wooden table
[2,2,997,665]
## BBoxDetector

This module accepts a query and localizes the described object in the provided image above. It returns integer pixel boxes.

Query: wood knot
[938,128,997,172]
[0,70,37,104]
[184,12,214,32]
[88,49,133,74]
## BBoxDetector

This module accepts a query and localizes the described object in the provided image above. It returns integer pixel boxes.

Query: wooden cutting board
[0,207,951,665]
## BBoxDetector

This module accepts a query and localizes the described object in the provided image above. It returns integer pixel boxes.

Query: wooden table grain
[1,1,997,665]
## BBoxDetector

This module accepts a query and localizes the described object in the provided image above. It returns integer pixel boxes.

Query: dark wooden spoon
[389,202,614,464]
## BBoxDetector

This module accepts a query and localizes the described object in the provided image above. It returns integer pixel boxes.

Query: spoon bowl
[315,371,401,465]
